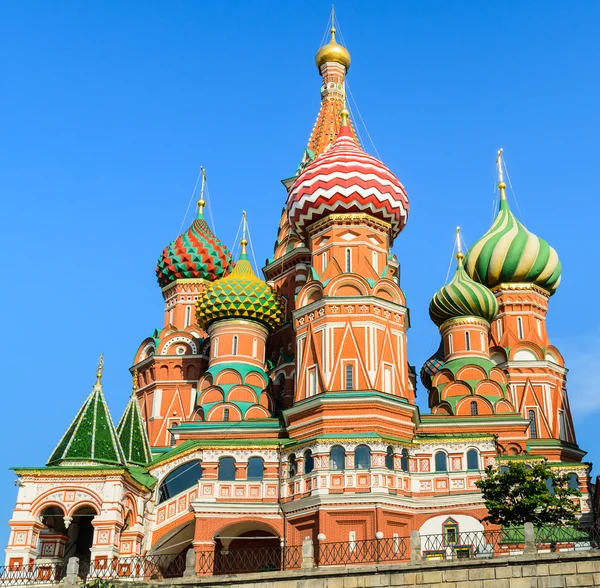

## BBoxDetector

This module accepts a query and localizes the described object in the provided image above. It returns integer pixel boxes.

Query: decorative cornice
[439,316,490,332]
[491,282,551,298]
[308,213,392,237]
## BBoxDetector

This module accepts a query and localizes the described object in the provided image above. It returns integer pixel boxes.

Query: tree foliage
[475,461,581,527]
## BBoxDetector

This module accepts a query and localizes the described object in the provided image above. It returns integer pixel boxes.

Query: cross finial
[496,148,507,199]
[95,354,104,386]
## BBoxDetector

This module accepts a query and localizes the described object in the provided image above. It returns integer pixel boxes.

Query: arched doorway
[64,506,97,564]
[213,522,281,575]
[148,520,194,578]
[39,506,69,563]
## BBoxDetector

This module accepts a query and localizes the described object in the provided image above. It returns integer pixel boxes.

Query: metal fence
[80,552,186,580]
[421,529,526,560]
[199,544,302,575]
[535,526,600,552]
[316,537,409,566]
[0,564,65,586]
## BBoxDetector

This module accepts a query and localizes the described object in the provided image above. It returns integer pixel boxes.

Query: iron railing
[316,537,409,566]
[421,529,525,560]
[535,526,600,552]
[199,544,302,575]
[0,564,66,586]
[81,552,186,580]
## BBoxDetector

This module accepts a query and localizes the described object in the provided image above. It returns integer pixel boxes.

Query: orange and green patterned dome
[196,241,283,331]
[156,201,233,288]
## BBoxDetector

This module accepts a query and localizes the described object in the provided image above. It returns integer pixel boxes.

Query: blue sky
[1,0,599,534]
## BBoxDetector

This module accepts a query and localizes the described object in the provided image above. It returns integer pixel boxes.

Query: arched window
[470,401,478,416]
[372,251,378,274]
[185,306,191,327]
[385,446,394,470]
[435,451,448,473]
[345,248,352,272]
[252,338,258,359]
[448,334,453,354]
[223,408,230,422]
[568,473,579,490]
[528,410,538,439]
[158,460,202,504]
[466,449,479,471]
[218,457,236,481]
[497,318,503,340]
[330,445,346,471]
[247,457,264,481]
[322,251,327,272]
[401,449,409,472]
[213,338,219,358]
[465,331,471,351]
[304,450,314,474]
[517,317,524,339]
[288,455,297,477]
[345,364,354,390]
[232,335,238,356]
[443,518,459,546]
[354,445,371,470]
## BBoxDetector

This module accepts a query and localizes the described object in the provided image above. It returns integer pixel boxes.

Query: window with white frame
[344,363,354,390]
[184,306,191,327]
[232,335,238,356]
[345,248,352,272]
[465,331,471,351]
[213,338,219,358]
[383,364,393,394]
[308,366,317,397]
[252,338,258,359]
[517,317,524,339]
[448,334,454,354]
[497,318,503,340]
[372,250,378,274]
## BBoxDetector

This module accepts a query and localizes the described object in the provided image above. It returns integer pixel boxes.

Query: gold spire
[95,354,104,387]
[496,148,507,200]
[241,211,248,255]
[132,369,138,396]
[197,166,207,216]
[456,226,464,264]
[315,9,351,71]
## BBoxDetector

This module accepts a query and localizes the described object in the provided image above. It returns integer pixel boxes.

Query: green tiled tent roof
[47,357,126,467]
[117,375,152,466]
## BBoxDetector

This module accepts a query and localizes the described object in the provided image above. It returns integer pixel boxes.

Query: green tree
[475,461,581,527]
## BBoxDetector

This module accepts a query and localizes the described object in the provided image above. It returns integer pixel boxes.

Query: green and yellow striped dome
[429,254,498,327]
[465,195,561,295]
[196,243,283,331]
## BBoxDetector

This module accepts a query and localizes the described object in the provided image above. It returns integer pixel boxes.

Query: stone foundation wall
[116,550,600,588]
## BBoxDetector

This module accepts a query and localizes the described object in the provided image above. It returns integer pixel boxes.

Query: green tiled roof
[47,357,125,467]
[117,387,152,467]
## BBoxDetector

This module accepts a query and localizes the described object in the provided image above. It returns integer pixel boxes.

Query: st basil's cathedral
[5,21,591,570]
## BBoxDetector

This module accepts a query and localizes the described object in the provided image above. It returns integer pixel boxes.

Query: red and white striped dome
[287,115,410,239]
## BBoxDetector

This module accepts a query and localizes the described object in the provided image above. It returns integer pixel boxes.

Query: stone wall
[114,550,600,588]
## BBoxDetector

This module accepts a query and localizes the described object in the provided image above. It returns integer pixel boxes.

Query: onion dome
[196,239,283,331]
[420,341,445,389]
[465,151,562,294]
[316,27,351,71]
[156,199,233,288]
[429,251,498,328]
[287,110,410,239]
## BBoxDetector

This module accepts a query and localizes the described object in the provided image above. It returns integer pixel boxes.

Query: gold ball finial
[498,181,507,190]
[240,238,248,254]
[340,108,350,126]
[315,26,351,71]
[197,198,206,215]
[95,354,104,386]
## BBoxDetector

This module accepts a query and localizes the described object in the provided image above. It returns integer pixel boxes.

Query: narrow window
[304,450,314,474]
[169,309,174,325]
[345,248,352,272]
[448,334,454,354]
[322,251,327,272]
[218,457,236,481]
[288,455,297,477]
[480,332,485,350]
[223,408,229,422]
[465,331,471,351]
[372,251,378,274]
[252,338,257,359]
[466,449,479,471]
[517,317,524,339]
[232,335,238,356]
[435,451,448,473]
[537,318,542,338]
[247,457,264,481]
[330,446,346,471]
[384,365,392,394]
[470,401,478,416]
[385,446,394,470]
[401,449,409,472]
[568,473,579,490]
[349,531,356,552]
[170,422,179,446]
[528,410,537,439]
[354,445,371,470]
[184,306,191,327]
[308,367,317,397]
[213,338,219,358]
[443,520,459,545]
[345,364,354,390]
[497,318,503,340]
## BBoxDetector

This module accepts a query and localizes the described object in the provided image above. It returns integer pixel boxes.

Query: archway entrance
[214,522,281,575]
[64,506,97,564]
[148,520,194,578]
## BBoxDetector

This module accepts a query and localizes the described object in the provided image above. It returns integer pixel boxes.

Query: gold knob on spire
[496,148,507,197]
[340,108,350,126]
[197,198,206,214]
[455,226,465,264]
[315,13,351,71]
[240,238,248,254]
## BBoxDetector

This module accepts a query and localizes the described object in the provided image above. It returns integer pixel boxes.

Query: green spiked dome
[156,200,233,288]
[465,163,561,294]
[116,371,152,467]
[196,239,283,331]
[48,357,126,467]
[429,253,498,327]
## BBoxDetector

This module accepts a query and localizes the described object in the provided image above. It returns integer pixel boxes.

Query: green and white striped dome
[429,254,498,327]
[465,195,561,294]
